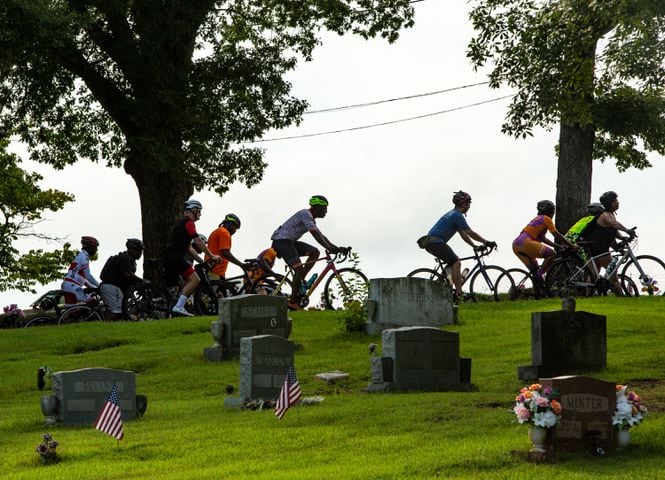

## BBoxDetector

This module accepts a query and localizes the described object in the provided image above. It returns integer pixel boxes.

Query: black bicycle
[408,244,514,301]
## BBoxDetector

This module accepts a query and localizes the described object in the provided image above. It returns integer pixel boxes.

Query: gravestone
[518,298,606,380]
[540,375,616,453]
[204,294,291,361]
[367,327,472,392]
[364,277,455,335]
[225,335,296,407]
[239,335,297,401]
[43,368,139,426]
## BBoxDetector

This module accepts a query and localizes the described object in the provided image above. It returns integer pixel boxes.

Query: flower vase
[528,425,548,453]
[616,428,631,448]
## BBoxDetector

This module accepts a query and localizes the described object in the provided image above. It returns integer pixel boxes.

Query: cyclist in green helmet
[271,195,349,310]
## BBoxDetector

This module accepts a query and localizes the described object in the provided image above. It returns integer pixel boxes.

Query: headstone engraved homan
[367,327,472,392]
[225,335,296,408]
[43,368,139,426]
[518,298,606,381]
[540,376,616,453]
[364,277,455,335]
[204,294,292,361]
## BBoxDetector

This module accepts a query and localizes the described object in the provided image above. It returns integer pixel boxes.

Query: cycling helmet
[309,195,329,207]
[194,233,207,244]
[184,199,203,211]
[587,202,604,215]
[126,238,144,250]
[599,191,618,209]
[223,213,241,228]
[452,191,472,206]
[81,236,99,247]
[537,200,555,215]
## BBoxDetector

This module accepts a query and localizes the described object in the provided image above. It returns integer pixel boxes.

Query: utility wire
[304,81,490,114]
[249,94,515,143]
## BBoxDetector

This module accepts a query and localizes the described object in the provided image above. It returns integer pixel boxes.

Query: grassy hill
[1,297,664,479]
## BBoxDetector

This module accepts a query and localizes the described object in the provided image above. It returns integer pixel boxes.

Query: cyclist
[512,200,578,285]
[247,247,278,285]
[163,199,221,316]
[61,236,100,306]
[417,191,495,300]
[271,195,347,310]
[206,214,248,280]
[564,202,605,261]
[579,191,636,289]
[99,238,145,320]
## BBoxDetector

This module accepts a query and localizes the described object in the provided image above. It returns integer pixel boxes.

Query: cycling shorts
[99,283,123,314]
[271,240,318,267]
[512,233,554,261]
[163,250,195,285]
[424,241,458,265]
[61,280,92,306]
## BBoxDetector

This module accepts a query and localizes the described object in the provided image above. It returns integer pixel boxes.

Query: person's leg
[425,242,460,295]
[450,259,463,294]
[173,261,198,315]
[272,240,303,307]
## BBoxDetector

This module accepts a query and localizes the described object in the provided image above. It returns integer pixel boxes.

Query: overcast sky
[3,1,663,309]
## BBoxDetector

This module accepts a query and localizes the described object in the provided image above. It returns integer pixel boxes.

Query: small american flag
[93,383,124,440]
[274,365,301,419]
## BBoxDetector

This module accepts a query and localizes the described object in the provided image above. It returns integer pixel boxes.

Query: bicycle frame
[272,252,344,299]
[432,247,498,291]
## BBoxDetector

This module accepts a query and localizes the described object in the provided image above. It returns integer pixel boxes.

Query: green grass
[1,298,664,479]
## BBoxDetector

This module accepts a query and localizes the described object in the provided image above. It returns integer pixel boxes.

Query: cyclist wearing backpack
[271,195,347,310]
[580,191,636,272]
[61,236,100,306]
[206,214,248,279]
[418,191,495,300]
[512,200,578,283]
[564,203,605,261]
[99,239,145,320]
[164,199,221,317]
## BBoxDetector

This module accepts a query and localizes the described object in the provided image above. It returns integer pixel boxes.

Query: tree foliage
[468,0,665,170]
[0,140,75,292]
[0,0,415,195]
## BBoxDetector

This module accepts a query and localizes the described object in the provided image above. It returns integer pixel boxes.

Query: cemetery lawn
[1,297,664,479]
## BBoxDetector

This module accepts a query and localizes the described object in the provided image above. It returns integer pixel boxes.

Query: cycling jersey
[248,248,277,282]
[207,225,232,277]
[565,215,595,242]
[271,209,319,242]
[61,249,99,305]
[427,209,470,243]
[63,250,99,288]
[512,215,558,264]
[167,218,199,255]
[518,215,556,242]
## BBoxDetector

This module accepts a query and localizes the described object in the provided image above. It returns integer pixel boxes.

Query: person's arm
[221,249,247,270]
[552,231,579,250]
[599,213,636,237]
[461,229,493,247]
[192,236,221,263]
[310,229,341,253]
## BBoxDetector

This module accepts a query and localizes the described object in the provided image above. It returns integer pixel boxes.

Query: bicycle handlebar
[473,242,497,256]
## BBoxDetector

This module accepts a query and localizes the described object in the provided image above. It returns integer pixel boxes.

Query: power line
[304,81,490,114]
[249,94,515,143]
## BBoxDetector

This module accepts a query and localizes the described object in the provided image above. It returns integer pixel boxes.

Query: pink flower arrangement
[613,385,647,430]
[3,304,24,318]
[514,383,562,428]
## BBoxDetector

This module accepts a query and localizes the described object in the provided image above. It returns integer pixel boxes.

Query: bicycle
[23,291,64,327]
[545,234,663,297]
[193,262,255,316]
[56,288,106,325]
[249,249,369,310]
[407,244,515,301]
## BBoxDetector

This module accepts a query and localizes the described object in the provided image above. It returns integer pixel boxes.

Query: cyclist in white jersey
[271,195,347,310]
[61,236,100,305]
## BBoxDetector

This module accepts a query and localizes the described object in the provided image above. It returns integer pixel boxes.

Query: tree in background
[468,0,665,230]
[0,140,75,292]
[0,1,414,281]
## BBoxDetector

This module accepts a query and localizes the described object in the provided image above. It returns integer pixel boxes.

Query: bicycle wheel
[468,265,513,302]
[406,268,446,283]
[58,305,103,325]
[24,316,58,328]
[194,282,219,316]
[123,284,172,320]
[545,258,582,298]
[621,255,665,296]
[250,274,293,299]
[495,268,531,300]
[618,274,639,297]
[324,268,370,310]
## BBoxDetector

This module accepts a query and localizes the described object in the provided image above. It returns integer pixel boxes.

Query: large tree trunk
[124,154,193,283]
[555,122,595,233]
